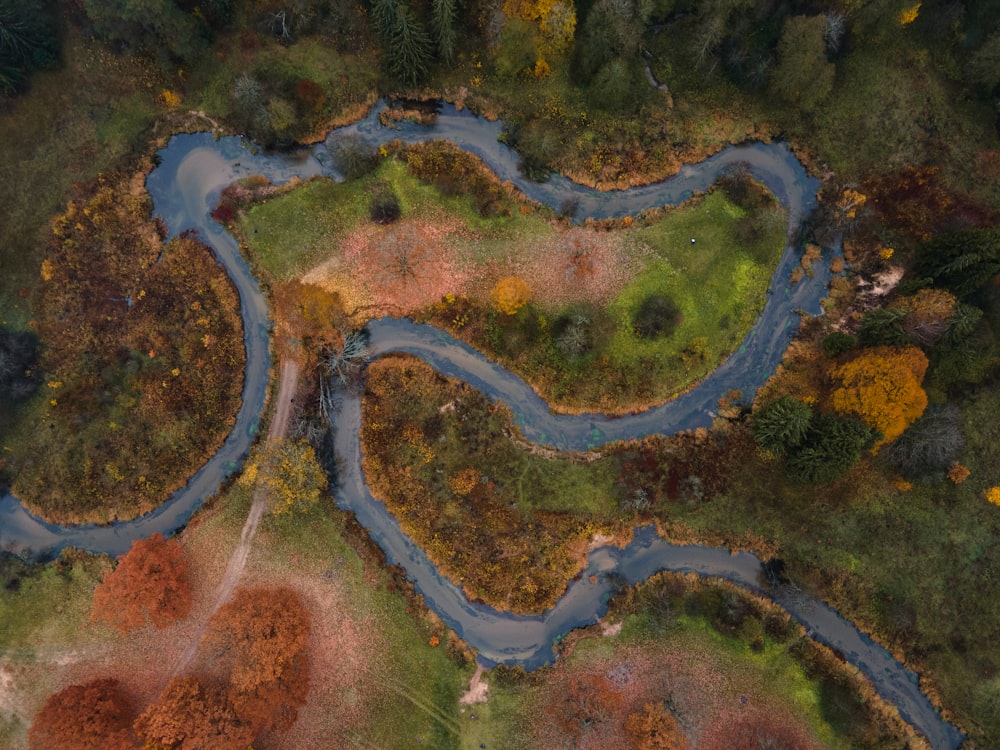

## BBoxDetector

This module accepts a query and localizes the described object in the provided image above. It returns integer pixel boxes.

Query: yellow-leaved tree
[503,0,576,54]
[831,345,928,451]
[242,439,327,514]
[491,276,531,315]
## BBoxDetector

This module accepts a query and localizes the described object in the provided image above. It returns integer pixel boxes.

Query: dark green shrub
[752,395,813,455]
[857,307,911,347]
[785,414,878,485]
[633,294,682,339]
[882,404,963,479]
[822,331,856,357]
[369,182,401,224]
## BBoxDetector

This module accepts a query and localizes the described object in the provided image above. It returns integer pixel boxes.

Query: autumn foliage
[547,673,625,741]
[10,173,244,523]
[831,346,928,451]
[29,678,136,750]
[135,586,311,749]
[625,701,688,749]
[240,439,328,515]
[134,676,253,750]
[91,533,192,634]
[491,276,531,315]
[201,586,311,733]
[889,288,958,345]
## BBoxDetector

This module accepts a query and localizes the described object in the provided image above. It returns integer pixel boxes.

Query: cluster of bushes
[3,174,244,524]
[361,355,621,612]
[395,140,513,217]
[611,572,921,747]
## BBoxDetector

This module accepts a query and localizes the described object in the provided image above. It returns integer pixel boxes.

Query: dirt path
[171,359,300,676]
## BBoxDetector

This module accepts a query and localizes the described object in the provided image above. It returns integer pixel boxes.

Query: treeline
[4,173,244,524]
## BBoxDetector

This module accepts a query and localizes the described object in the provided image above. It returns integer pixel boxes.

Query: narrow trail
[171,359,300,677]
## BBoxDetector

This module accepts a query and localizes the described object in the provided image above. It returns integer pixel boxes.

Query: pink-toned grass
[528,639,825,750]
[340,215,471,314]
[514,227,647,308]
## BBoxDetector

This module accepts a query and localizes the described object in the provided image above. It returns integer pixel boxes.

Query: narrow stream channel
[0,101,964,749]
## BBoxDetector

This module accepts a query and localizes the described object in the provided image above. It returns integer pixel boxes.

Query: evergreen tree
[752,395,813,456]
[0,0,59,96]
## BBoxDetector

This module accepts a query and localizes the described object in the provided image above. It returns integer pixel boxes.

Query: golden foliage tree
[491,276,531,315]
[626,701,688,749]
[503,0,576,53]
[272,280,345,350]
[91,532,193,634]
[831,345,928,451]
[29,679,136,750]
[241,439,328,515]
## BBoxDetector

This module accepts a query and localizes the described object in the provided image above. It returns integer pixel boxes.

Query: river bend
[0,101,963,748]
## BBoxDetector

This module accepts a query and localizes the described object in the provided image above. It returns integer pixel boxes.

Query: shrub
[786,414,877,484]
[822,331,856,357]
[633,293,682,339]
[752,395,813,456]
[330,134,379,179]
[882,404,963,480]
[369,182,402,224]
[492,276,531,315]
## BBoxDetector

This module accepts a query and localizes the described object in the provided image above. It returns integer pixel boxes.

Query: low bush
[632,293,682,340]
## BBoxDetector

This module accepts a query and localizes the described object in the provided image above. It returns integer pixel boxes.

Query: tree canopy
[241,439,328,515]
[92,532,192,634]
[134,676,254,750]
[830,345,929,451]
[29,678,136,750]
[201,586,312,733]
[0,0,59,96]
[769,15,835,113]
[752,395,813,456]
[914,229,1000,298]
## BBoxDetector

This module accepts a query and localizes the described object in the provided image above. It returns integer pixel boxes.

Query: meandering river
[0,101,963,749]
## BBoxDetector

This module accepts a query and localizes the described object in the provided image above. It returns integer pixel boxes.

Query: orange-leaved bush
[134,675,253,750]
[29,679,136,750]
[626,701,689,749]
[491,276,530,315]
[830,345,928,451]
[201,586,311,734]
[91,532,192,634]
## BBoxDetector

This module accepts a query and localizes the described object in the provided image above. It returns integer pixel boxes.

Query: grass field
[468,575,917,749]
[240,158,787,411]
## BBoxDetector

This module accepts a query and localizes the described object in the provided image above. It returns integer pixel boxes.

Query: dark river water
[0,101,963,749]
